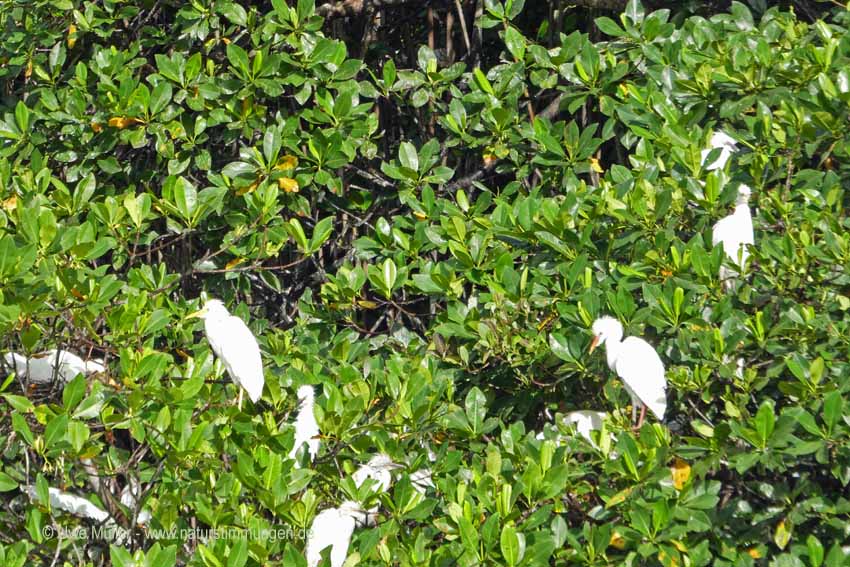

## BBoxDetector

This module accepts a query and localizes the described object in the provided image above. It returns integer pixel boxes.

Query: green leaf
[62,374,86,411]
[150,82,172,116]
[226,538,249,567]
[399,141,419,172]
[309,216,334,252]
[226,43,251,75]
[624,0,645,25]
[504,26,526,61]
[174,176,198,222]
[595,17,625,37]
[15,101,31,133]
[473,68,495,95]
[3,394,35,413]
[822,390,842,435]
[500,524,521,566]
[44,413,69,448]
[0,471,18,492]
[66,420,89,452]
[754,400,775,446]
[287,218,309,253]
[465,387,487,434]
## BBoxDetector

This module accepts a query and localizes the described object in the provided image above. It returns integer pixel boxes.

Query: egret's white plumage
[26,486,111,523]
[189,299,264,408]
[305,500,364,567]
[535,410,609,447]
[3,350,105,384]
[409,468,435,495]
[351,454,400,527]
[289,385,320,465]
[590,317,667,424]
[119,479,152,526]
[712,184,754,291]
[702,131,737,171]
[352,454,398,494]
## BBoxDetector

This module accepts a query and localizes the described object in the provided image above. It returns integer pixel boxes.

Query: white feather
[701,131,737,170]
[3,350,104,384]
[201,300,264,403]
[119,479,152,525]
[26,486,111,523]
[712,185,754,291]
[305,501,363,567]
[290,385,320,464]
[592,317,667,421]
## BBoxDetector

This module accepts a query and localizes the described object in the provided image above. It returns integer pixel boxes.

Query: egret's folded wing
[616,337,667,420]
[207,316,264,402]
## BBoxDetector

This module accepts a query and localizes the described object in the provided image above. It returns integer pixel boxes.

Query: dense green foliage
[1,0,850,565]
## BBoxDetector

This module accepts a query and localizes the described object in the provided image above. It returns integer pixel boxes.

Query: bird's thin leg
[238,389,243,411]
[637,404,647,429]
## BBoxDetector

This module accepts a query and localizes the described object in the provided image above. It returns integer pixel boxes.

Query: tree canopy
[1,0,849,565]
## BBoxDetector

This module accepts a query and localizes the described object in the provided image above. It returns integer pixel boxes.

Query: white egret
[3,350,105,384]
[119,479,152,526]
[305,500,364,567]
[701,131,737,171]
[536,410,611,449]
[409,468,435,495]
[712,184,754,291]
[590,316,667,427]
[26,486,111,523]
[289,385,320,465]
[351,454,401,527]
[352,453,399,494]
[186,299,264,410]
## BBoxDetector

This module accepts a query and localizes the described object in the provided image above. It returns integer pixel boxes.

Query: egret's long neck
[604,338,623,371]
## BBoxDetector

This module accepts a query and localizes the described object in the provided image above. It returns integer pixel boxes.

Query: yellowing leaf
[236,180,259,196]
[25,59,33,79]
[222,37,231,45]
[67,24,77,48]
[609,532,626,550]
[275,155,299,170]
[605,486,632,508]
[658,550,678,567]
[278,177,299,193]
[774,519,792,550]
[91,122,103,133]
[618,83,630,97]
[747,548,762,559]
[483,153,498,167]
[2,195,16,211]
[225,258,245,270]
[671,540,687,553]
[108,116,141,129]
[671,458,691,490]
[413,211,428,220]
[590,157,604,173]
[357,300,378,309]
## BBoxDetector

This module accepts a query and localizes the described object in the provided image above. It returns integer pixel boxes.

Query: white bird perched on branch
[537,410,609,447]
[26,485,112,523]
[186,299,264,410]
[702,131,737,171]
[305,500,365,567]
[351,453,402,527]
[3,350,105,384]
[590,317,667,427]
[289,385,320,465]
[119,478,152,526]
[712,184,754,291]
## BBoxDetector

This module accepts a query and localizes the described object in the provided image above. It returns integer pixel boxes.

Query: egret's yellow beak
[186,306,207,320]
[589,335,600,354]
